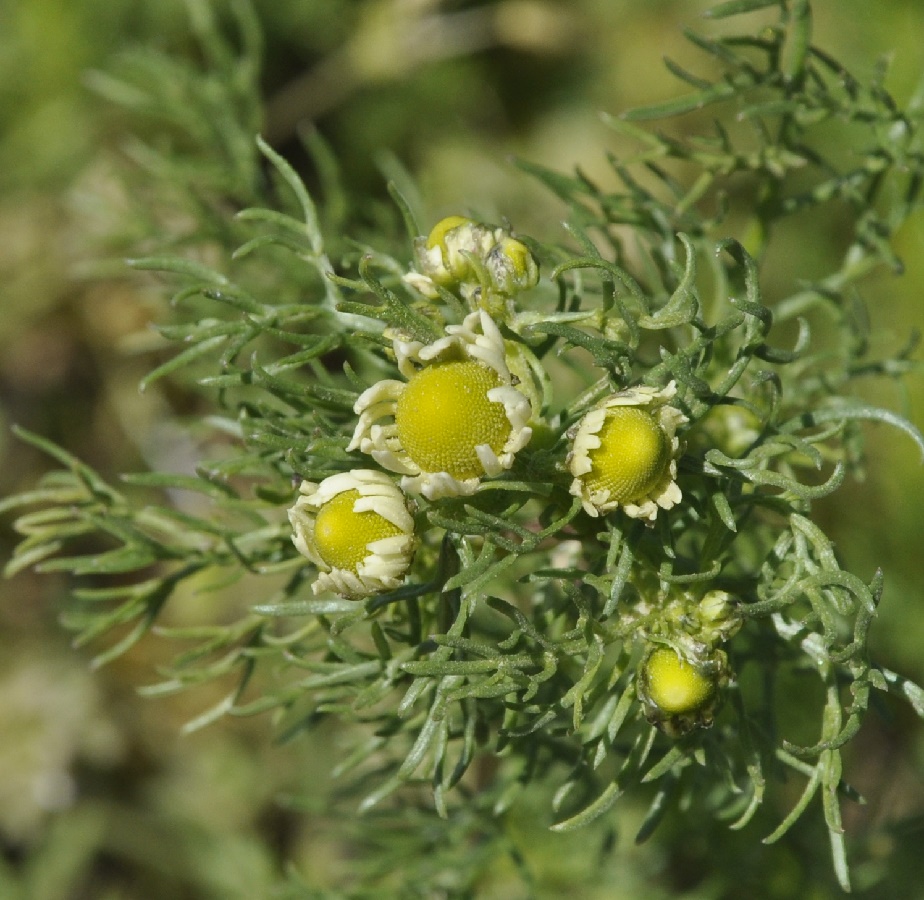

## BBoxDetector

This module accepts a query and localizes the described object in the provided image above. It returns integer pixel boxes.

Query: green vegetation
[2,1,923,897]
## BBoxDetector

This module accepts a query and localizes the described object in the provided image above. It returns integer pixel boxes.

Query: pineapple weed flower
[288,470,416,600]
[293,214,738,743]
[346,309,533,499]
[567,382,687,521]
[638,646,728,738]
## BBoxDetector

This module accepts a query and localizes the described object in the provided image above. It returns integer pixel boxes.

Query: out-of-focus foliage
[1,1,922,898]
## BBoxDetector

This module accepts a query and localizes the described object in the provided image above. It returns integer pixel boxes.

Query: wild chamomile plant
[4,0,924,893]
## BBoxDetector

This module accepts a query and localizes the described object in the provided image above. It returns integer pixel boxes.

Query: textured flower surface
[348,310,533,498]
[288,470,416,599]
[643,648,715,714]
[568,381,687,521]
[638,647,724,737]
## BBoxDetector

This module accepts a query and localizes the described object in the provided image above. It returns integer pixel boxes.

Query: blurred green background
[1,0,922,897]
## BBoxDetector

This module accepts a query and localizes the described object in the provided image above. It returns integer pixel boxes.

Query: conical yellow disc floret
[395,361,511,480]
[568,382,687,521]
[349,311,533,498]
[644,648,715,715]
[313,489,403,574]
[585,407,670,503]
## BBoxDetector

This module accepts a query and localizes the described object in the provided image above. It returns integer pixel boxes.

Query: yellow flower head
[288,470,416,599]
[637,646,725,737]
[348,310,533,499]
[568,381,687,521]
[642,648,715,715]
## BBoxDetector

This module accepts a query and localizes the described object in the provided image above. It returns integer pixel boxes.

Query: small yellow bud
[426,216,474,252]
[642,648,715,715]
[498,237,532,278]
[485,236,540,297]
[405,218,539,304]
[637,645,726,737]
[418,216,490,289]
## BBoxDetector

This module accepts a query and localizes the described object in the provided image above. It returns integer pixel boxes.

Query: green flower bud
[485,236,540,297]
[697,590,743,644]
